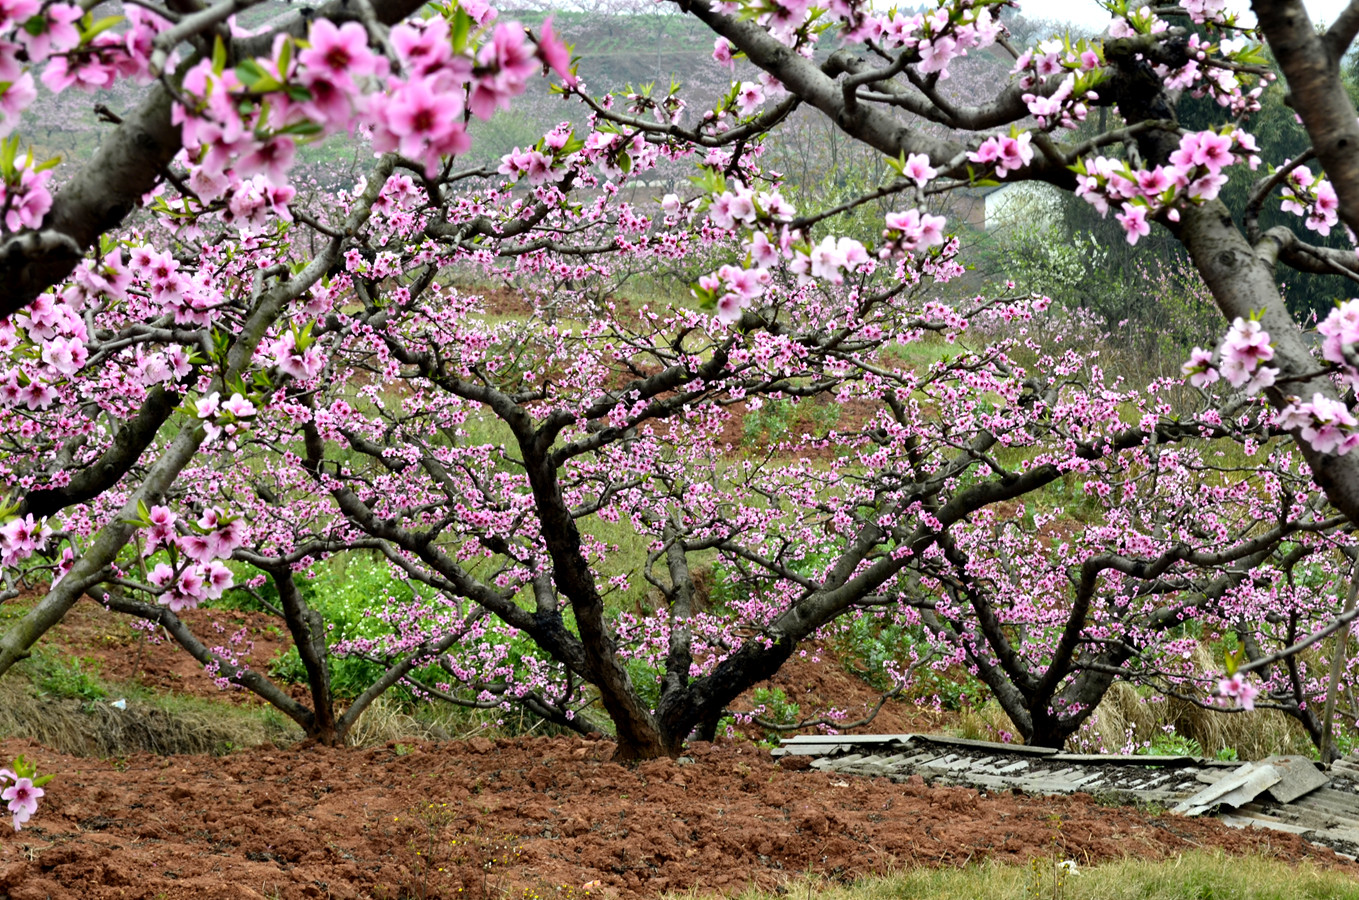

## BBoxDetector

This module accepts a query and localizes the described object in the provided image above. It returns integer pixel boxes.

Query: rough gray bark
[21,386,180,519]
[1253,0,1359,244]
[271,568,340,745]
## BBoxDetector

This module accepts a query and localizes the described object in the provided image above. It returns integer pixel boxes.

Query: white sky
[1014,0,1353,32]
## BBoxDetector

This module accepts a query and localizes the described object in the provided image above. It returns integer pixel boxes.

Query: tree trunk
[1026,715,1075,751]
[271,568,341,746]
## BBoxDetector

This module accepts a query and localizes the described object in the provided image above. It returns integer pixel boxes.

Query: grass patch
[0,656,301,756]
[25,650,107,702]
[709,851,1359,900]
[1076,665,1314,760]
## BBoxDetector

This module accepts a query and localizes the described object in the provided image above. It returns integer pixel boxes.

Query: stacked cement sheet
[775,733,1235,804]
[776,733,1359,858]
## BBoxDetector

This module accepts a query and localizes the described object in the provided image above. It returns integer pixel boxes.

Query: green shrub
[27,651,107,702]
[742,398,797,448]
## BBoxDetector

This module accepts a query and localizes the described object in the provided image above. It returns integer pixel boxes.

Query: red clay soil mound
[42,597,302,707]
[731,645,947,736]
[0,734,1351,900]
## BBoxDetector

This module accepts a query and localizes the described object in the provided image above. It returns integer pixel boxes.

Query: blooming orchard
[0,0,1356,822]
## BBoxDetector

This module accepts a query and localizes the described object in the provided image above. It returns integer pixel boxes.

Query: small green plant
[742,397,797,448]
[30,652,107,702]
[1139,732,1204,758]
[806,397,842,438]
[401,806,527,900]
[1028,814,1074,900]
[750,686,801,726]
[405,801,458,900]
[832,611,987,712]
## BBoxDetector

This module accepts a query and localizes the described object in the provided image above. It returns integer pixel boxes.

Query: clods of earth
[0,733,1355,900]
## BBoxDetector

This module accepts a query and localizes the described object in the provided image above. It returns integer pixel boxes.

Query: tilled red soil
[0,734,1353,900]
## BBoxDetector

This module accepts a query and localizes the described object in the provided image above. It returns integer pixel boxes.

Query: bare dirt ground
[3,733,1355,900]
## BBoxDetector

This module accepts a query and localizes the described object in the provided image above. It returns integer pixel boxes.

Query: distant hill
[23,5,1052,217]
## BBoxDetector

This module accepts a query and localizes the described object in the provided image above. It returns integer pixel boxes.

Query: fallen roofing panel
[1171,762,1282,816]
[778,733,1359,858]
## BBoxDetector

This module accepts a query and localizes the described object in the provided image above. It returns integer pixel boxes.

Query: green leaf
[279,120,324,137]
[234,58,270,90]
[688,168,727,196]
[212,36,228,75]
[284,83,314,104]
[80,14,124,44]
[0,135,18,178]
[277,36,292,75]
[449,7,472,52]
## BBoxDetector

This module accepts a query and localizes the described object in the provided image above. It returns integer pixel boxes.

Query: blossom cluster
[134,504,243,612]
[867,2,1004,77]
[719,0,1003,66]
[0,757,47,831]
[1182,316,1277,395]
[1184,301,1359,457]
[686,170,951,324]
[173,9,571,214]
[1162,33,1267,115]
[968,132,1035,179]
[0,513,50,568]
[1107,3,1268,114]
[707,0,1004,134]
[1279,163,1342,237]
[0,2,576,457]
[0,4,162,230]
[0,2,145,135]
[1011,37,1104,131]
[1217,673,1260,710]
[1075,128,1260,245]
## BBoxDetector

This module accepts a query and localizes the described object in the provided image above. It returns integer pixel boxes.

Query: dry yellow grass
[0,672,299,756]
[707,851,1359,900]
